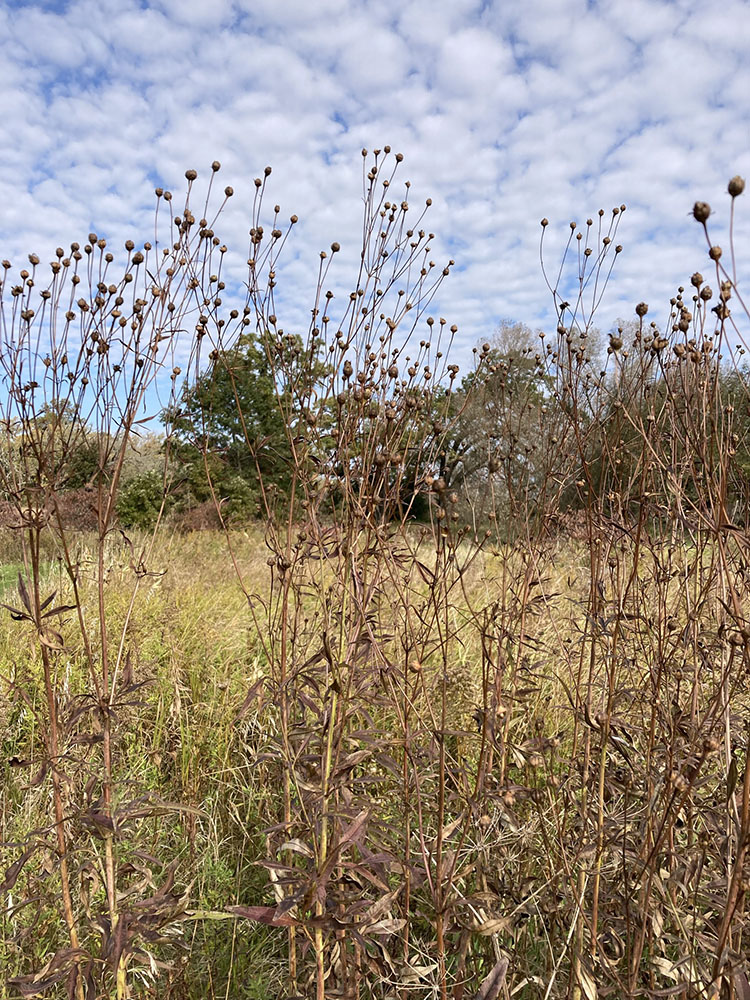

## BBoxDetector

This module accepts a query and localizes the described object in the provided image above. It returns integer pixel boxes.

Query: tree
[441,321,557,526]
[166,330,330,519]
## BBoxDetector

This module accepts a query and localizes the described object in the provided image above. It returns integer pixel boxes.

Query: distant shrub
[117,470,171,529]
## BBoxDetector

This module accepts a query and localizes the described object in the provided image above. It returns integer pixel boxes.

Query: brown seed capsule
[728,175,745,197]
[691,271,703,288]
[224,186,234,197]
[185,169,197,181]
[709,245,722,260]
[541,218,549,227]
[211,160,221,172]
[693,201,711,223]
[635,302,648,317]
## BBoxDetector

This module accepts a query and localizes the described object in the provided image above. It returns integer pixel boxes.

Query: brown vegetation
[1,156,750,1000]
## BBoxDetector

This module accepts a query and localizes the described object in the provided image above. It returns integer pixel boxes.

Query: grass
[3,525,745,997]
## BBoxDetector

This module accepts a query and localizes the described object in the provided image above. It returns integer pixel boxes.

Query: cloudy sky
[2,0,749,370]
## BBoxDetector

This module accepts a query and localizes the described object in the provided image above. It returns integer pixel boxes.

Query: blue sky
[2,0,750,369]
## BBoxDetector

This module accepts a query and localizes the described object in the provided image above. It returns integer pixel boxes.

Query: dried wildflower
[635,302,648,317]
[709,245,722,260]
[693,201,711,223]
[185,169,197,181]
[728,175,745,197]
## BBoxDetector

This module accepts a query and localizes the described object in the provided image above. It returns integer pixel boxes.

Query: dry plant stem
[30,526,85,1000]
[0,170,236,995]
[712,725,750,980]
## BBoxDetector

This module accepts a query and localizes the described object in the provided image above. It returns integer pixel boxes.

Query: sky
[1,0,750,373]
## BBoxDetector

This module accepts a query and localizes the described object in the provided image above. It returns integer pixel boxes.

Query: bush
[117,470,171,529]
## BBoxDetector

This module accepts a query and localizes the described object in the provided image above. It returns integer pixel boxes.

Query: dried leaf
[366,917,406,936]
[17,574,32,616]
[38,628,65,651]
[41,604,76,619]
[228,904,299,926]
[0,602,32,622]
[7,947,88,997]
[734,971,750,1000]
[473,956,509,1000]
[0,846,38,892]
[279,839,314,859]
[235,676,265,720]
[339,808,369,849]
[577,962,598,1000]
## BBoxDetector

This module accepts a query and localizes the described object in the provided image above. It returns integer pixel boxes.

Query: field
[1,518,748,999]
[1,159,749,999]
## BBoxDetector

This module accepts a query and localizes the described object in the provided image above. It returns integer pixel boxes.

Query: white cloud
[0,0,749,375]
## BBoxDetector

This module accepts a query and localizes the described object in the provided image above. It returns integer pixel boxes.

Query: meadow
[1,154,749,999]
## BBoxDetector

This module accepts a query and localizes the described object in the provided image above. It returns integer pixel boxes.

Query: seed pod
[728,175,745,197]
[693,201,711,223]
